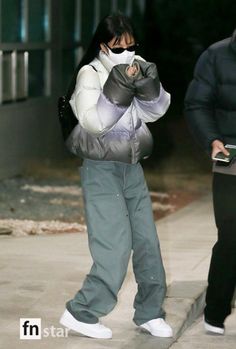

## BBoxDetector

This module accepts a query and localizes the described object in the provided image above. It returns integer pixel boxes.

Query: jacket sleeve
[132,84,171,123]
[103,64,135,106]
[69,65,127,136]
[184,49,223,153]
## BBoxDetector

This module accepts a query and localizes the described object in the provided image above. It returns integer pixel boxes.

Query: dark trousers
[204,173,236,324]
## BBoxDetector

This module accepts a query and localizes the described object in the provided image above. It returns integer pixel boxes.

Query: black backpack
[58,64,97,141]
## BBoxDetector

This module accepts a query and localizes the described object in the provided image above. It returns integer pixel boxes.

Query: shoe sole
[140,324,173,338]
[59,309,112,339]
[204,322,224,335]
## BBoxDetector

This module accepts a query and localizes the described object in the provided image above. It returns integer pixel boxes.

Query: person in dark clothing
[185,29,236,335]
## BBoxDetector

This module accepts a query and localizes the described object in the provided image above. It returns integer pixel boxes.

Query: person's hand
[126,64,138,77]
[211,140,229,159]
[103,64,136,106]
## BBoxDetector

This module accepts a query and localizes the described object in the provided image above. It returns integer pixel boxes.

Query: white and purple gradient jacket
[67,51,171,164]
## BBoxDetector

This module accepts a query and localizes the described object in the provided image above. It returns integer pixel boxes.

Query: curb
[157,281,207,349]
[172,283,206,340]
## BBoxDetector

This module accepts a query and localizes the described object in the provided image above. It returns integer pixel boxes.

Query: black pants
[204,173,236,324]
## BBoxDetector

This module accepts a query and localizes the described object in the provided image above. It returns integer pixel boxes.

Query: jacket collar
[88,54,113,87]
[230,29,236,55]
[97,50,116,72]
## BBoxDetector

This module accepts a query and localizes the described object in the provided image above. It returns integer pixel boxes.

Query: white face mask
[107,47,135,66]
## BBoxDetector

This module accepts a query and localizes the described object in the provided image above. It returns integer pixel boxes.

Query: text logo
[20,318,41,340]
[19,318,69,340]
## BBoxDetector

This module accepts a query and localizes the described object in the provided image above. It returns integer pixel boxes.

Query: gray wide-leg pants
[66,159,166,325]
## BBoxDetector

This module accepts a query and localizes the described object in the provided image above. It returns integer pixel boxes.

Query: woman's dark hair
[77,13,136,71]
[64,13,136,97]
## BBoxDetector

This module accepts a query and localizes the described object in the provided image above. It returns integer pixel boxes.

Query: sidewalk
[0,193,235,349]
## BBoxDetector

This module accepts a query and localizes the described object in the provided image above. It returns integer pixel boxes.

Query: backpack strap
[89,64,97,72]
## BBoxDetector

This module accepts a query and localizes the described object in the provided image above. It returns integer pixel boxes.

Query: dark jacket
[185,30,236,154]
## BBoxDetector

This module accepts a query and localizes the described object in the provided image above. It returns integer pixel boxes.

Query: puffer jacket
[67,51,171,164]
[185,30,236,153]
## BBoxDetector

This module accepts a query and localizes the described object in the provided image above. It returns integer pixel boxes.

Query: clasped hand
[103,60,160,106]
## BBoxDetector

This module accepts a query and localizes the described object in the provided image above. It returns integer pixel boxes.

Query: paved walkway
[0,193,235,349]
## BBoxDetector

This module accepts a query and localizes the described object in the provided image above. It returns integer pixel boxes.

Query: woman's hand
[103,64,136,106]
[126,64,138,77]
[211,140,229,159]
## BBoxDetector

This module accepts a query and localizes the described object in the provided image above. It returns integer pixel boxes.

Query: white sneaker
[204,319,224,335]
[59,309,112,339]
[139,318,173,337]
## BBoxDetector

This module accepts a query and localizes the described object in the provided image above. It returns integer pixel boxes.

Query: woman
[60,13,172,339]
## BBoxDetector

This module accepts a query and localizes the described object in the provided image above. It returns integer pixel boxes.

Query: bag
[58,64,97,142]
[58,95,78,141]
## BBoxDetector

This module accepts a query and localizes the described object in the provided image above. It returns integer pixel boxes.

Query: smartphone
[213,144,236,163]
[213,152,230,162]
